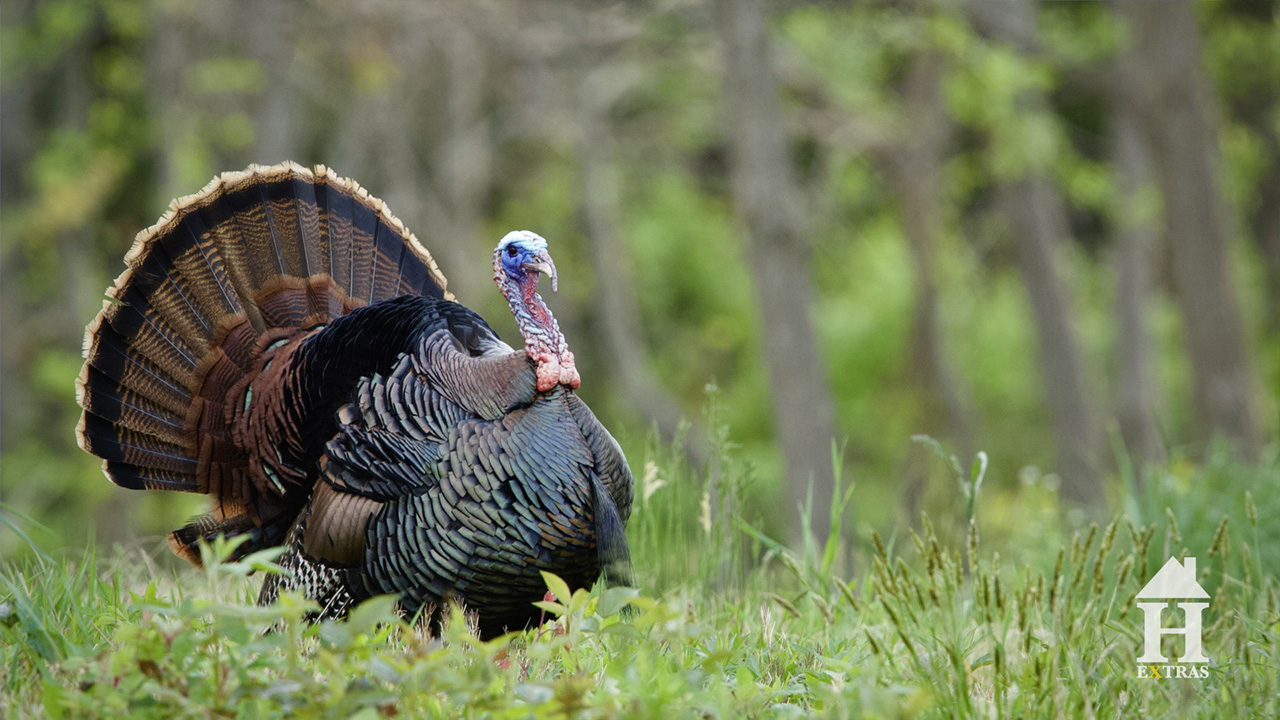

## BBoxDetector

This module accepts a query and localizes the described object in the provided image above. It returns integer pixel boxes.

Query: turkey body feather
[77,163,633,638]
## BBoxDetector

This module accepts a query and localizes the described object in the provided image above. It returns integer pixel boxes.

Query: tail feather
[78,331,192,416]
[78,162,453,563]
[78,365,186,445]
[181,205,269,333]
[282,175,335,321]
[163,219,244,321]
[168,512,291,568]
[348,195,380,304]
[260,183,309,278]
[105,285,203,373]
[374,221,408,299]
[102,462,199,493]
[319,177,355,292]
[78,413,198,475]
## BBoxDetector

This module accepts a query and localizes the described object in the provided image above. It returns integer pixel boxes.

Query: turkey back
[76,162,450,563]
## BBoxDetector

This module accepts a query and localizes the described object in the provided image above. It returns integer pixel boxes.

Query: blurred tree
[1119,0,1262,457]
[421,4,496,303]
[4,0,1277,559]
[150,3,194,201]
[970,0,1104,507]
[573,6,712,470]
[248,0,300,163]
[1108,13,1166,476]
[714,0,841,544]
[887,16,979,516]
[1212,1,1280,335]
[2,0,186,553]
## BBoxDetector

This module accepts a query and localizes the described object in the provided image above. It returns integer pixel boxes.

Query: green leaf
[319,621,353,650]
[540,571,572,606]
[567,588,591,615]
[970,451,988,498]
[42,681,68,719]
[239,546,289,575]
[911,434,963,481]
[601,623,641,639]
[347,595,400,637]
[532,601,567,618]
[596,586,639,619]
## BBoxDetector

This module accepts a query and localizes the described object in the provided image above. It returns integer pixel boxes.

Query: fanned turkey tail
[75,162,451,565]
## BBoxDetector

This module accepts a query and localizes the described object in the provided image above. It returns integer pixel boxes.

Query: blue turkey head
[496,231,557,292]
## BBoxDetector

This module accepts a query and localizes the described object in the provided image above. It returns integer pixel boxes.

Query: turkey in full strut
[76,162,634,638]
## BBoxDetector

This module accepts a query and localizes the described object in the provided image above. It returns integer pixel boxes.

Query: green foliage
[4,443,1279,718]
[1,12,1279,717]
[4,0,1279,559]
[912,434,987,523]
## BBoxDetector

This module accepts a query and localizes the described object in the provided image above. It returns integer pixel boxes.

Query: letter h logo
[1135,557,1211,664]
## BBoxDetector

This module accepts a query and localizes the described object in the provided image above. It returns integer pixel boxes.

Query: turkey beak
[523,252,558,292]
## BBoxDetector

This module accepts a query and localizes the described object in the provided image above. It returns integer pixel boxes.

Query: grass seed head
[910,529,928,564]
[1165,508,1182,545]
[1082,524,1098,561]
[779,551,805,583]
[1100,520,1117,559]
[810,593,834,624]
[966,521,979,573]
[873,557,897,597]
[864,627,883,657]
[1208,516,1229,562]
[881,597,904,632]
[872,531,889,564]
[834,577,860,613]
[1115,553,1134,591]
[767,593,800,620]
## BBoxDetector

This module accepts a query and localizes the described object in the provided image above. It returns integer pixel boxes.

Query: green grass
[3,441,1279,718]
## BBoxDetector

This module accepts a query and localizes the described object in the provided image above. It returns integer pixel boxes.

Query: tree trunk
[888,42,979,519]
[1006,178,1104,506]
[575,49,712,470]
[247,0,299,163]
[428,7,494,302]
[971,0,1105,507]
[1118,1,1262,456]
[1253,160,1280,335]
[1109,43,1166,475]
[151,3,197,203]
[324,4,491,304]
[891,46,978,459]
[0,0,38,453]
[1216,2,1280,335]
[714,0,842,545]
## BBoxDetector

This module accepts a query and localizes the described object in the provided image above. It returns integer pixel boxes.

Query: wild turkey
[76,162,633,638]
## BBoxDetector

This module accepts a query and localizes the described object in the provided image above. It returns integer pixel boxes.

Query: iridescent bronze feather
[77,163,633,637]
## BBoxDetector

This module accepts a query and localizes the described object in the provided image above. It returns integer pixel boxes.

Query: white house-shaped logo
[1136,557,1210,666]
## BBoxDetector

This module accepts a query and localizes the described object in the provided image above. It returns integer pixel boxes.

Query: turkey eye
[507,246,518,258]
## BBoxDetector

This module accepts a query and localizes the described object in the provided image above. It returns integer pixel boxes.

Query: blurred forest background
[2,0,1278,563]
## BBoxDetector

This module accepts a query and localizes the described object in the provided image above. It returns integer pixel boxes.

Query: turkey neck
[493,253,575,390]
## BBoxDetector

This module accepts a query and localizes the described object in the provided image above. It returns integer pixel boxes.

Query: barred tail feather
[167,512,292,568]
[77,162,452,561]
